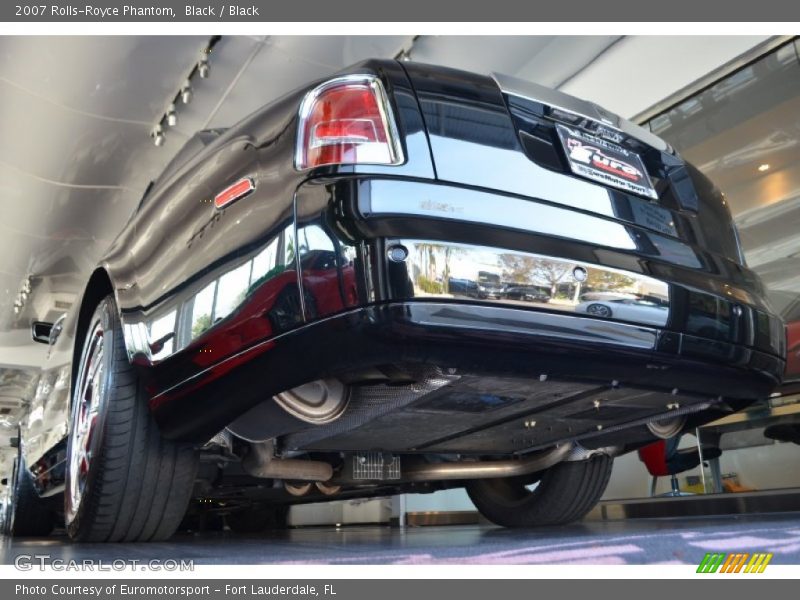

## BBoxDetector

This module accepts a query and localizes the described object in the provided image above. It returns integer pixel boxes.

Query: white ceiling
[559,36,771,119]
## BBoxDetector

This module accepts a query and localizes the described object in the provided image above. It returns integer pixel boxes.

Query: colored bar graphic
[751,554,766,572]
[733,553,749,573]
[709,553,725,573]
[744,554,760,573]
[697,552,772,573]
[758,554,773,573]
[720,553,736,573]
[696,553,713,573]
[697,553,725,573]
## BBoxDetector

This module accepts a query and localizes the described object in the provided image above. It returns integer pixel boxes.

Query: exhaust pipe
[401,443,573,482]
[244,441,572,484]
[244,441,333,482]
[284,482,313,496]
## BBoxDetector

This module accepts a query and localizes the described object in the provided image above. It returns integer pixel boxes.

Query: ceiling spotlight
[198,59,210,79]
[166,104,178,127]
[152,127,165,147]
[758,163,770,172]
[181,85,193,104]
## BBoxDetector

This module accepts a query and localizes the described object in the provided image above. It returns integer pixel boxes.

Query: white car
[575,298,669,327]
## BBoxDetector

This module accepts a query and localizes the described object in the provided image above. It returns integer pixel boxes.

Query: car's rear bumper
[150,300,783,444]
[297,176,785,359]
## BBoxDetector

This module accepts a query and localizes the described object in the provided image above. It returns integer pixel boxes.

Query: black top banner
[2,0,800,22]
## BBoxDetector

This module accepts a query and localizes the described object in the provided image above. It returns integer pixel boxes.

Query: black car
[447,277,480,298]
[475,271,505,299]
[503,285,551,303]
[8,59,785,542]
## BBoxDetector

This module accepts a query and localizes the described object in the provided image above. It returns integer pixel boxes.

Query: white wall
[289,498,392,526]
[404,487,475,513]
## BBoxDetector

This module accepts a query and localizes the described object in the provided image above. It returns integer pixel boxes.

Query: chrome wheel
[586,303,612,318]
[67,320,104,521]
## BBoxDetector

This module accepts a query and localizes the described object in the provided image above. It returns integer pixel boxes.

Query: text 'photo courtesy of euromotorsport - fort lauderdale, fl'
[16,584,328,597]
[1,0,800,596]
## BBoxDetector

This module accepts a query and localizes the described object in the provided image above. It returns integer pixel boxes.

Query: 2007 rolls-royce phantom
[7,59,785,541]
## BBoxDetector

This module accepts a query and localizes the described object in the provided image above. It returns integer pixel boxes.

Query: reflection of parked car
[576,298,669,326]
[447,277,479,297]
[476,271,504,299]
[503,285,551,302]
[8,59,785,542]
[299,249,358,316]
[579,291,637,302]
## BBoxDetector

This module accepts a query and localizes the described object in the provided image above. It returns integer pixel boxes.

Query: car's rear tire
[226,504,289,533]
[65,295,199,542]
[466,455,613,528]
[4,453,55,537]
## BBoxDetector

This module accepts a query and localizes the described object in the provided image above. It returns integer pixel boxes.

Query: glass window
[645,40,800,315]
[624,39,800,500]
[149,310,176,360]
[190,281,216,340]
[214,262,251,323]
[282,224,296,266]
[251,238,279,286]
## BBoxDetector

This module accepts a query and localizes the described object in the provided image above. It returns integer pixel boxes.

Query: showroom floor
[3,514,800,565]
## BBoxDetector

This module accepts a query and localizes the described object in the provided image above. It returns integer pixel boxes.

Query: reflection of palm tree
[415,243,437,281]
[416,243,462,292]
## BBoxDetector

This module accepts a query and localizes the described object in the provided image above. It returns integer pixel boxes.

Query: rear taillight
[295,75,403,170]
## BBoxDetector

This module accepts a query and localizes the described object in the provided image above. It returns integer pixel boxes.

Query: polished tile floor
[3,514,800,565]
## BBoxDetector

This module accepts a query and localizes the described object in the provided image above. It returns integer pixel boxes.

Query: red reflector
[214,177,254,209]
[295,76,402,170]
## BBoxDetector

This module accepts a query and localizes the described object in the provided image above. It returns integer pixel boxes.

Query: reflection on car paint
[296,223,360,320]
[575,297,668,327]
[388,239,670,328]
[126,222,302,370]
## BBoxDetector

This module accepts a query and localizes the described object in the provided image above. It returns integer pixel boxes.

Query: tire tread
[67,296,198,542]
[466,454,613,528]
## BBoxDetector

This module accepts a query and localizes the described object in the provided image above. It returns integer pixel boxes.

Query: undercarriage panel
[283,372,717,455]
